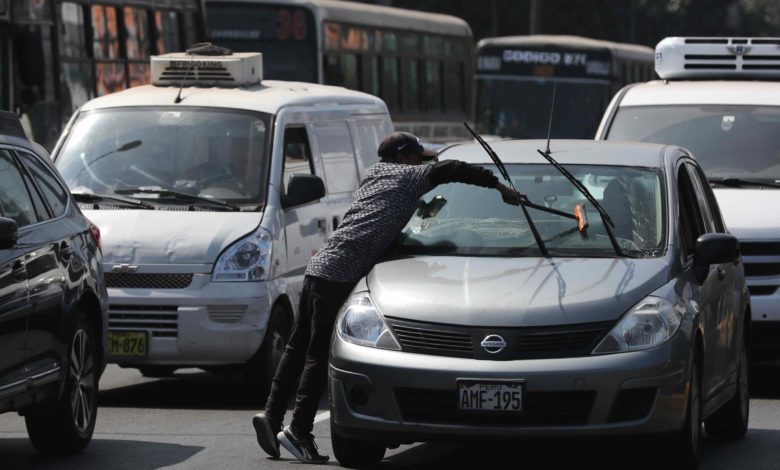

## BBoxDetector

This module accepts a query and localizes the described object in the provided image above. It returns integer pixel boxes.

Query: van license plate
[457,380,523,412]
[109,331,148,357]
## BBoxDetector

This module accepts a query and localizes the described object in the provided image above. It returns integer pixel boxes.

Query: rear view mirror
[283,174,326,209]
[0,217,19,249]
[693,233,740,283]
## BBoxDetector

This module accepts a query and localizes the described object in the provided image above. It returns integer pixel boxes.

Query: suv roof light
[151,48,263,88]
[655,36,780,80]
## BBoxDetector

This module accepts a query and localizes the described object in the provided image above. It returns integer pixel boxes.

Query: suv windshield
[398,164,665,258]
[55,107,272,206]
[607,105,780,181]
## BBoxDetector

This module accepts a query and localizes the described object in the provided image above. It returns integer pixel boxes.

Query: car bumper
[330,332,691,444]
[107,274,270,366]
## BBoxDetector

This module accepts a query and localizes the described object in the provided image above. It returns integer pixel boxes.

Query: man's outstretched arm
[428,159,523,205]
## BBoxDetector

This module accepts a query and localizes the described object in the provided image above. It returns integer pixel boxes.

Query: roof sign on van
[151,51,263,87]
[656,37,780,79]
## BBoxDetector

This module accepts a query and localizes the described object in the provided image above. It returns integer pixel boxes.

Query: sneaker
[277,426,329,464]
[252,413,280,459]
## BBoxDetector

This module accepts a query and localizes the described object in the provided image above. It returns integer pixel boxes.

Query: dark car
[0,112,108,455]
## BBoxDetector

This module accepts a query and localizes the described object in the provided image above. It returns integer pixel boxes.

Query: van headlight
[337,292,401,350]
[212,230,272,282]
[593,296,683,354]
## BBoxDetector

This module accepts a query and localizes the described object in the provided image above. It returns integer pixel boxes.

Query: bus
[475,35,654,140]
[0,0,204,150]
[205,0,474,143]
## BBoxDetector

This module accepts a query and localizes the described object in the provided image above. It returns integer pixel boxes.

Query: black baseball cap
[377,131,437,161]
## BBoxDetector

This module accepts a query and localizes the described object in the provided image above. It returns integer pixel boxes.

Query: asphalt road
[2,363,780,470]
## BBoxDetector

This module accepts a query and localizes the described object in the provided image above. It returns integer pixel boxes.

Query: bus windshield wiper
[463,123,550,257]
[708,177,780,189]
[72,191,154,209]
[115,186,239,211]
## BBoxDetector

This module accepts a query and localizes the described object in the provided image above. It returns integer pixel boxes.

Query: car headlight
[337,292,401,350]
[212,229,272,282]
[592,296,683,354]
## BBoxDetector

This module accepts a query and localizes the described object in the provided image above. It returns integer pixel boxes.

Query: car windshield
[607,105,780,181]
[55,107,272,206]
[398,164,665,258]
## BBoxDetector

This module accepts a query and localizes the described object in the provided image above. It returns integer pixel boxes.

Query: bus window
[342,53,360,90]
[425,60,443,113]
[362,54,380,97]
[92,5,124,96]
[444,61,465,113]
[380,56,400,112]
[124,6,151,87]
[60,3,86,58]
[60,2,91,120]
[155,10,181,54]
[402,60,420,113]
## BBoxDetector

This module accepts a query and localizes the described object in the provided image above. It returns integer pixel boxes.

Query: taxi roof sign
[151,52,263,87]
[655,37,780,80]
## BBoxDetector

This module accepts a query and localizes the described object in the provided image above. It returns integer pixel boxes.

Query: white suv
[597,37,780,358]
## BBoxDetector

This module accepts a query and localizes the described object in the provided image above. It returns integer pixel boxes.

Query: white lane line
[313,411,330,424]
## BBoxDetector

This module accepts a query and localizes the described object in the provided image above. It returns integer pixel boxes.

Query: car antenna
[174,43,205,104]
[535,82,625,256]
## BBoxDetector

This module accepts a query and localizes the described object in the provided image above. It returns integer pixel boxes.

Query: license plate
[108,331,148,357]
[457,380,523,412]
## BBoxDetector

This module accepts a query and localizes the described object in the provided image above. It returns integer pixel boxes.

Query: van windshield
[607,105,780,181]
[55,107,272,206]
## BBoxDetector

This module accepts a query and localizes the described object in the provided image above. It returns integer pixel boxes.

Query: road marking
[314,411,330,424]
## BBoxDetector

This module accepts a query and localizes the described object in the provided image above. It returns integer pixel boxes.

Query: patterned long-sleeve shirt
[305,159,499,283]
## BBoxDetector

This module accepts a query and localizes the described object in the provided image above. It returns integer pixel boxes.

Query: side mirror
[0,217,19,249]
[282,174,326,209]
[693,233,740,284]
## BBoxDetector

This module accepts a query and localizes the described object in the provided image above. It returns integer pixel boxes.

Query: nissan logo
[481,334,507,354]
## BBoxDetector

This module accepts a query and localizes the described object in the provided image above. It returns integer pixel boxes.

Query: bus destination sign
[477,47,612,79]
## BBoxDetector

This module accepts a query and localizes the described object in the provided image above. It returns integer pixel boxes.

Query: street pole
[529,0,542,34]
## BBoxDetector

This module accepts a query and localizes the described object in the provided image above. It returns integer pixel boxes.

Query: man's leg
[254,277,315,457]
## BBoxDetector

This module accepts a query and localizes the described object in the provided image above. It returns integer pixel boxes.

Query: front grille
[208,305,246,323]
[109,305,178,337]
[106,273,193,289]
[752,321,780,350]
[744,263,780,277]
[386,318,609,360]
[741,242,780,256]
[749,285,778,296]
[395,388,595,426]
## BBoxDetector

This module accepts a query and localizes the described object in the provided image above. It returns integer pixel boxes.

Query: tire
[138,366,177,378]
[705,332,749,439]
[243,304,291,399]
[669,355,703,468]
[25,310,99,455]
[332,423,386,469]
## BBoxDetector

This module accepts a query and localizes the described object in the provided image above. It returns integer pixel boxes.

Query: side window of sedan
[0,150,40,227]
[18,151,69,218]
[677,164,706,260]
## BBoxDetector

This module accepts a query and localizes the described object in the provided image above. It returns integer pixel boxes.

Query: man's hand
[496,183,525,206]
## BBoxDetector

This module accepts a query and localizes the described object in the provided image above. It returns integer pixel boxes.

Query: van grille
[737,241,780,297]
[208,305,246,323]
[105,273,193,289]
[109,305,178,338]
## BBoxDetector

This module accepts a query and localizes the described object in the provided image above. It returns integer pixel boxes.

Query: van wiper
[708,177,780,189]
[535,148,625,257]
[72,191,154,209]
[463,123,550,257]
[115,186,239,211]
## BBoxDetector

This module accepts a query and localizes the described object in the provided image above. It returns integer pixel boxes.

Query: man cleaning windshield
[253,131,523,464]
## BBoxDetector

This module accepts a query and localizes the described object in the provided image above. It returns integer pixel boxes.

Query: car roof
[79,80,385,114]
[620,80,780,107]
[440,139,674,167]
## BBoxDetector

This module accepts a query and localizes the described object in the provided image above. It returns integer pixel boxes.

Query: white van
[596,37,780,358]
[50,49,392,391]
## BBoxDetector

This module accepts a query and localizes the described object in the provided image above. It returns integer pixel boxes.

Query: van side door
[351,117,391,177]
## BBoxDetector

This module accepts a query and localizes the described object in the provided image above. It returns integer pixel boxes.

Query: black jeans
[264,275,355,435]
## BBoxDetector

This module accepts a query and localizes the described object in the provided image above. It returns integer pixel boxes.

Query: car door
[0,149,38,393]
[15,149,76,374]
[686,161,739,384]
[676,160,723,398]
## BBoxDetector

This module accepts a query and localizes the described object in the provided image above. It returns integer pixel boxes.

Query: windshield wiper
[464,122,550,256]
[72,191,154,209]
[708,177,780,189]
[115,186,239,211]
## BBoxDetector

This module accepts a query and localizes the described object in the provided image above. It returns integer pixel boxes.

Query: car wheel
[705,332,749,438]
[670,355,702,468]
[331,423,386,469]
[244,304,291,399]
[25,309,98,455]
[138,366,178,378]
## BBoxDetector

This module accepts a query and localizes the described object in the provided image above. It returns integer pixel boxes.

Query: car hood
[84,210,261,267]
[713,188,780,240]
[367,256,670,327]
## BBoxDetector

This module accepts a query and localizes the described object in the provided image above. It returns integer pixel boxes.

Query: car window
[282,126,314,192]
[0,150,39,227]
[311,121,359,195]
[677,164,705,259]
[685,162,716,234]
[18,151,69,217]
[691,163,726,233]
[18,158,51,221]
